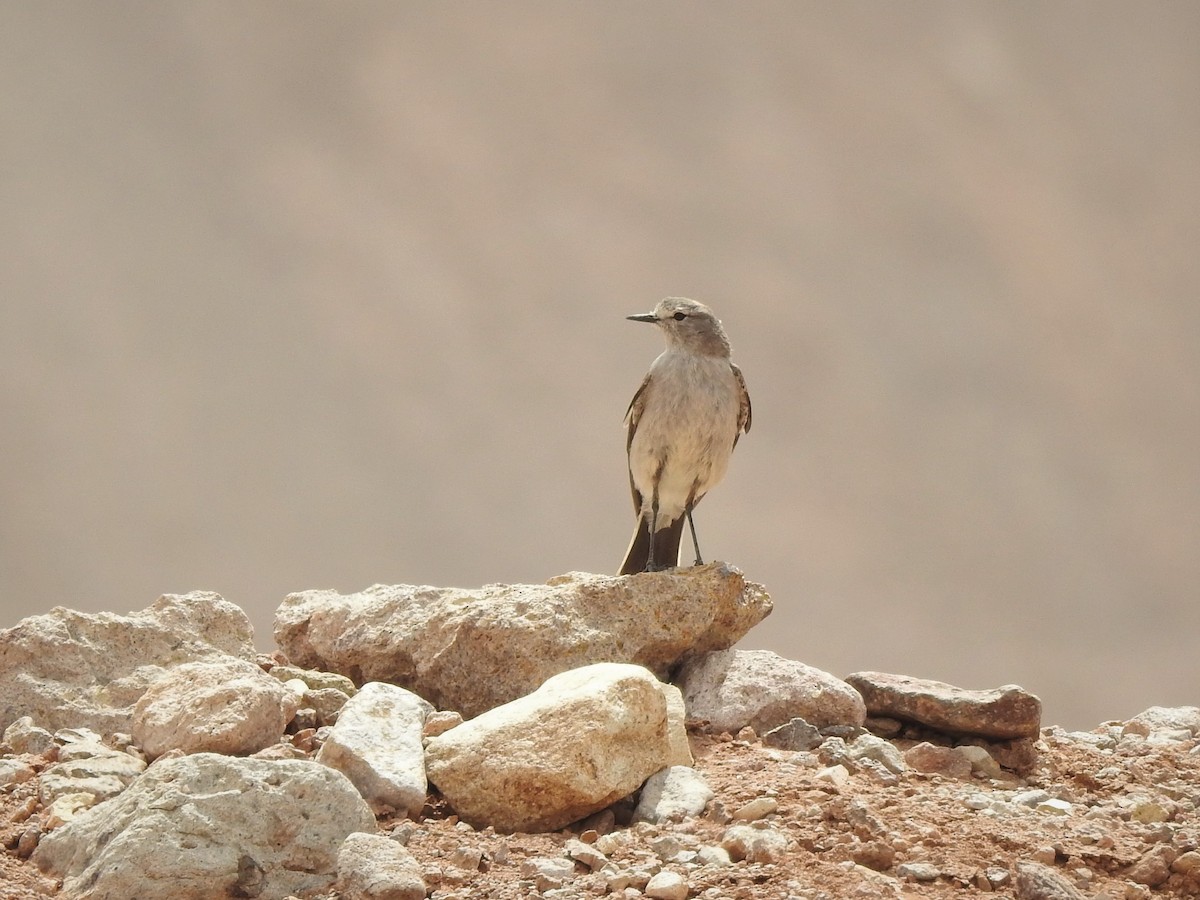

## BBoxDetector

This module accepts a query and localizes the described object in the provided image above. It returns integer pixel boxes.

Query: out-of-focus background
[2,4,1197,731]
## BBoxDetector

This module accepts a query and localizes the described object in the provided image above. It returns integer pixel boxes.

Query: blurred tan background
[2,3,1197,731]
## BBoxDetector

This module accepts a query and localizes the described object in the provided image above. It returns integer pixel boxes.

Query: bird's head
[626,297,731,357]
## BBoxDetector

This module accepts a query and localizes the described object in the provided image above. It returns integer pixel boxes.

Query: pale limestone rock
[904,742,973,779]
[1,717,56,756]
[275,564,770,718]
[645,870,689,900]
[1013,861,1086,899]
[425,663,676,832]
[267,664,358,696]
[521,856,576,891]
[845,671,1042,740]
[0,592,256,736]
[34,753,374,900]
[38,739,146,803]
[41,793,95,830]
[677,649,865,734]
[423,710,464,738]
[762,717,822,751]
[564,838,609,870]
[305,687,352,726]
[0,759,36,788]
[898,862,942,882]
[336,832,427,900]
[633,766,714,823]
[848,733,906,774]
[132,657,291,759]
[1123,705,1200,737]
[661,682,694,766]
[316,682,432,815]
[956,743,1003,779]
[732,796,778,821]
[813,764,850,790]
[720,823,789,863]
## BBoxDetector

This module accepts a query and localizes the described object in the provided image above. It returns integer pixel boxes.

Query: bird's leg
[686,503,703,566]
[646,491,660,571]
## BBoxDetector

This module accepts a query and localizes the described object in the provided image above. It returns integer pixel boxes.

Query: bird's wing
[731,362,752,448]
[624,373,651,514]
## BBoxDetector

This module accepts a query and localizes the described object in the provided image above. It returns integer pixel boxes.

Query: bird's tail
[618,514,685,575]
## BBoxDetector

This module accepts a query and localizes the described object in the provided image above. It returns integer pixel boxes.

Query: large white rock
[425,663,680,832]
[316,682,432,815]
[677,649,866,734]
[0,592,257,736]
[275,564,771,718]
[34,753,375,900]
[133,657,292,759]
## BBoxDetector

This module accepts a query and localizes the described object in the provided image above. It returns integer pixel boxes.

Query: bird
[618,297,751,575]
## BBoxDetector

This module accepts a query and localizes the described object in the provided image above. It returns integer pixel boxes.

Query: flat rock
[844,672,1042,740]
[132,657,292,759]
[904,742,973,779]
[38,738,146,803]
[316,682,432,815]
[336,832,426,900]
[274,564,770,718]
[1123,705,1200,737]
[677,649,866,734]
[425,663,679,832]
[34,753,375,900]
[721,823,790,864]
[762,717,822,751]
[0,592,256,736]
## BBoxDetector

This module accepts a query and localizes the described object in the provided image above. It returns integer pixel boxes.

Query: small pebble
[731,796,778,821]
[896,862,940,882]
[813,764,850,791]
[1031,845,1058,864]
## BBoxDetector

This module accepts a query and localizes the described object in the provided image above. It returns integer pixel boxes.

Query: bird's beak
[626,313,657,323]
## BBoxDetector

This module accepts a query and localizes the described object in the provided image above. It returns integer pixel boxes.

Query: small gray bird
[619,298,751,575]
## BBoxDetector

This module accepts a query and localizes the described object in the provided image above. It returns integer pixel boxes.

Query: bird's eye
[672,312,687,321]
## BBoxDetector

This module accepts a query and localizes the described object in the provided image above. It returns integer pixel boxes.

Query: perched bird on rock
[619,298,751,575]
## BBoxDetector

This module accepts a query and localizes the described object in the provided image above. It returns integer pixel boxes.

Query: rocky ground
[4,715,1199,900]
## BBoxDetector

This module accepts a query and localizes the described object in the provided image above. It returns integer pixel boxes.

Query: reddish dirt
[4,726,1199,899]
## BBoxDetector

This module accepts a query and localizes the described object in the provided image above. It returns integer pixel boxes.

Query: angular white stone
[38,739,146,803]
[316,682,432,815]
[645,870,689,900]
[677,649,865,734]
[0,592,256,736]
[336,831,426,900]
[848,733,906,774]
[1124,706,1200,737]
[1,716,56,756]
[633,766,714,823]
[132,657,291,758]
[721,823,789,863]
[34,753,375,900]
